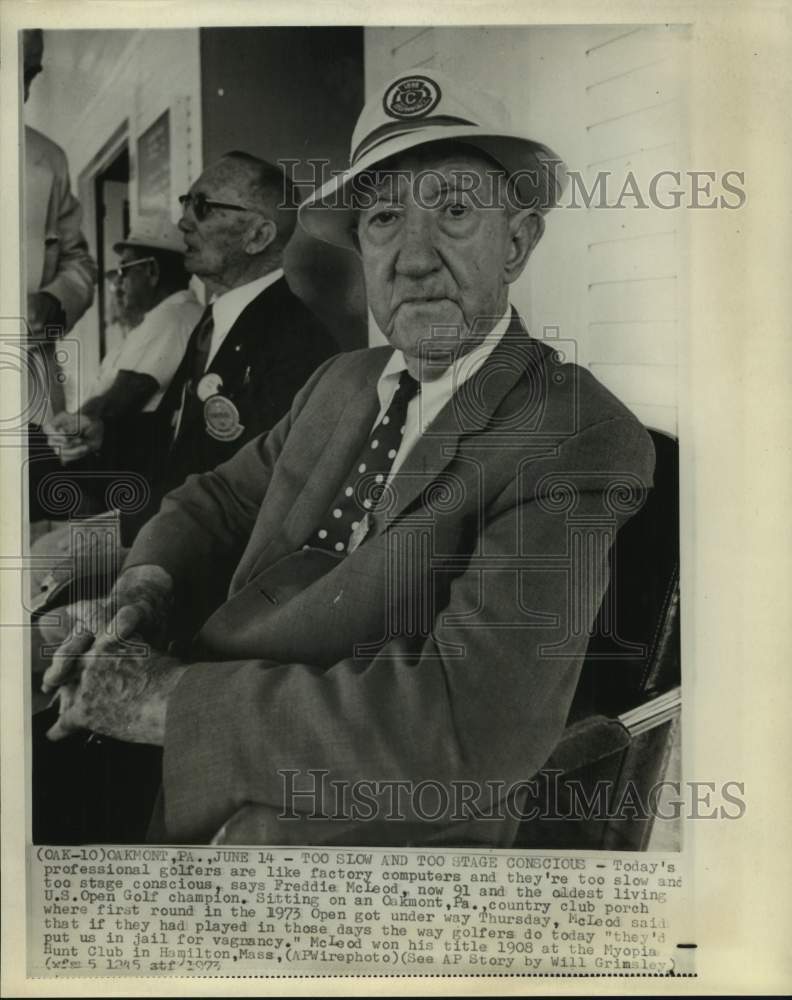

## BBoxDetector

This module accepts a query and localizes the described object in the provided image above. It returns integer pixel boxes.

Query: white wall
[25,29,202,404]
[364,25,687,434]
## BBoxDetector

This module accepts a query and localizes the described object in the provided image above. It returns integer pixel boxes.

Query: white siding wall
[24,29,202,402]
[582,26,686,435]
[364,26,687,434]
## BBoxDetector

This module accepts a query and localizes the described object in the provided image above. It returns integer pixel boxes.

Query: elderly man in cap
[44,218,202,468]
[37,70,654,847]
[29,220,201,702]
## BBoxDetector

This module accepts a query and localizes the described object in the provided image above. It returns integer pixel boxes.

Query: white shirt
[206,268,284,369]
[373,311,512,480]
[90,288,203,411]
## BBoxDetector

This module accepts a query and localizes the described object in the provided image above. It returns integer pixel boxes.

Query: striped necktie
[171,305,214,444]
[189,304,214,384]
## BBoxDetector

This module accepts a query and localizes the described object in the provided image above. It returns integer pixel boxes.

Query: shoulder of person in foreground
[519,335,656,484]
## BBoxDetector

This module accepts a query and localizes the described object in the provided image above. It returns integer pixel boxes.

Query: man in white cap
[38,69,655,847]
[44,218,202,465]
[27,220,202,676]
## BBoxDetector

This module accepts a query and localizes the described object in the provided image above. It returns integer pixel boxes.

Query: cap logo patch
[383,76,441,120]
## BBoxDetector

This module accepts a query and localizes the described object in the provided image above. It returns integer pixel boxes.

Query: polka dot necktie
[310,370,421,554]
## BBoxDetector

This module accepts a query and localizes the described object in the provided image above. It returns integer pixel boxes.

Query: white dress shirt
[205,268,284,369]
[90,288,203,411]
[373,311,512,480]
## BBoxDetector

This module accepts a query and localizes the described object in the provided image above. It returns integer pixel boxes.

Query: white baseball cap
[298,68,567,249]
[114,215,185,255]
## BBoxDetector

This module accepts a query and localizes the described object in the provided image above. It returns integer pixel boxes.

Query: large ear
[504,211,545,284]
[245,216,278,256]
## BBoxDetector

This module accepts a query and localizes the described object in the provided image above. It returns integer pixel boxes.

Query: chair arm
[545,714,632,774]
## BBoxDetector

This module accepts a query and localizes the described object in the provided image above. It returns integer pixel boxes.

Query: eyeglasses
[104,257,155,283]
[178,191,262,222]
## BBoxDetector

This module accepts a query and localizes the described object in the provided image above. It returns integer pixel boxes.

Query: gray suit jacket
[127,313,655,845]
[25,126,96,329]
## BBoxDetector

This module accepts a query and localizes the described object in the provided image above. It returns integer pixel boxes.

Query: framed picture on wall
[137,108,170,217]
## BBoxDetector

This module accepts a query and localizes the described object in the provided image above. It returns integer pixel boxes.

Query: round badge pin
[196,372,224,402]
[204,394,244,441]
[383,76,441,119]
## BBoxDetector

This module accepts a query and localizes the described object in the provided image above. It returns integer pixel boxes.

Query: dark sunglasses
[178,191,263,222]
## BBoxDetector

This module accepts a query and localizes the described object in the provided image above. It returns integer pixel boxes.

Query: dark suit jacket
[121,276,337,543]
[127,312,655,846]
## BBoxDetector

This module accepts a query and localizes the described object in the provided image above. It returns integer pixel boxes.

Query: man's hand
[46,635,187,745]
[44,411,104,463]
[41,565,175,697]
[111,564,174,648]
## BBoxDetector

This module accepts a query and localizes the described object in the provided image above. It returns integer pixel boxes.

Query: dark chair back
[515,429,681,850]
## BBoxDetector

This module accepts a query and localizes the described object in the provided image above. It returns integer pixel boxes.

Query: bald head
[178,152,297,292]
[220,151,299,253]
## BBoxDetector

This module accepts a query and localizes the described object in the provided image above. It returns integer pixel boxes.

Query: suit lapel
[281,311,537,550]
[167,279,283,440]
[209,275,291,377]
[276,360,383,554]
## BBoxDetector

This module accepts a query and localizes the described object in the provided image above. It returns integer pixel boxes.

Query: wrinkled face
[23,30,44,103]
[178,160,259,286]
[113,248,157,321]
[355,150,517,367]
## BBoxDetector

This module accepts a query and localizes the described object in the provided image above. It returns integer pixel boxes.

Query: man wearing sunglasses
[117,150,338,545]
[28,222,202,672]
[43,219,202,470]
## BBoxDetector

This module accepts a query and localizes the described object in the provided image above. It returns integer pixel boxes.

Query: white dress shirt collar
[375,310,513,425]
[373,310,513,479]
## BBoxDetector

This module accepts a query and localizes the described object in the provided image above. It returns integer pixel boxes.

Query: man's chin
[183,254,202,276]
[392,302,465,345]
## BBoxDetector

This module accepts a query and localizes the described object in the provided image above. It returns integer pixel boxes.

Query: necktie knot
[396,369,421,402]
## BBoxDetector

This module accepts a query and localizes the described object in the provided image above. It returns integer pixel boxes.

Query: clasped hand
[44,410,103,463]
[42,567,185,746]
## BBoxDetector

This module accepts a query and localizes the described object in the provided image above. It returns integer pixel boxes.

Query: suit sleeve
[159,413,656,842]
[39,143,96,330]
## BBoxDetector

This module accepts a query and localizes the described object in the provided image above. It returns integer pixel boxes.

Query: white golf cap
[114,215,185,255]
[298,68,567,249]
